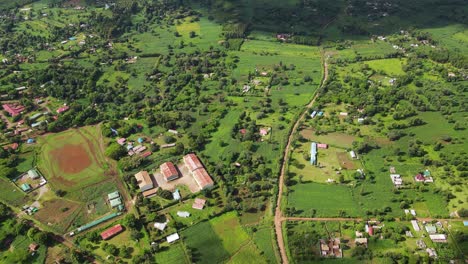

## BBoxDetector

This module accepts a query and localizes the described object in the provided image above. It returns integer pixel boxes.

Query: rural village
[0,0,466,263]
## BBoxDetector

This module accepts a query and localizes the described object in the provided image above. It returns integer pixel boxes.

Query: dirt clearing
[50,144,91,174]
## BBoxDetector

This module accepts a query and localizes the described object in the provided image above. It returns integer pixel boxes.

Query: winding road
[274,53,329,264]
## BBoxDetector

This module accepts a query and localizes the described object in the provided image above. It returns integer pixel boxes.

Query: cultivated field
[180,212,262,263]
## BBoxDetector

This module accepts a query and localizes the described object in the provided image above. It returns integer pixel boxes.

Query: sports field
[37,125,113,193]
[34,125,122,232]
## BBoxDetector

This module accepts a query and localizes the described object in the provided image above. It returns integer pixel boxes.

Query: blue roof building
[27,138,35,144]
[310,142,317,165]
[138,137,144,143]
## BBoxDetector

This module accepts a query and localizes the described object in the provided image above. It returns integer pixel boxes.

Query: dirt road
[274,54,329,264]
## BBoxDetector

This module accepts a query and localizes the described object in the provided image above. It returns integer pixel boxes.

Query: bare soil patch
[336,152,356,170]
[153,162,201,193]
[50,144,91,174]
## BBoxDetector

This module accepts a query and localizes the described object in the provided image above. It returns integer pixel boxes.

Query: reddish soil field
[336,152,357,170]
[50,144,91,174]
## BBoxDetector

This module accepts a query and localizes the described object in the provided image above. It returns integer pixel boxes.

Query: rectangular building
[193,168,214,190]
[183,153,204,172]
[100,224,123,240]
[134,171,154,192]
[160,162,179,181]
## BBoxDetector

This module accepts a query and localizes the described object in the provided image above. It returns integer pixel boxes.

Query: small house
[166,233,180,243]
[310,111,317,118]
[429,234,447,243]
[415,174,425,182]
[29,243,39,252]
[425,225,437,234]
[142,188,158,198]
[426,248,437,258]
[56,106,70,114]
[27,138,35,144]
[411,220,420,231]
[21,183,31,192]
[355,238,368,247]
[177,211,190,218]
[192,198,206,210]
[154,222,167,231]
[28,169,40,179]
[317,143,328,149]
[173,189,181,200]
[349,150,357,159]
[110,198,122,208]
[107,191,120,201]
[117,138,126,145]
[134,171,154,192]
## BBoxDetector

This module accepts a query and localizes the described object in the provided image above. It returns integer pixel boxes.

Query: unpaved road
[274,54,329,264]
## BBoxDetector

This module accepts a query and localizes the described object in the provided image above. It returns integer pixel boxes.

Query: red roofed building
[183,154,214,190]
[2,103,25,117]
[100,224,123,240]
[239,129,247,135]
[415,174,425,182]
[56,105,70,114]
[317,143,328,149]
[368,226,374,236]
[192,168,214,190]
[183,154,203,172]
[160,162,179,181]
[140,151,152,158]
[3,143,19,151]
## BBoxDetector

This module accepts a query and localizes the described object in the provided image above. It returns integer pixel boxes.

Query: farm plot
[287,182,363,217]
[181,212,262,263]
[156,242,189,264]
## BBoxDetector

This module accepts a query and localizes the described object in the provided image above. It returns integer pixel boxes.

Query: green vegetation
[0,0,466,263]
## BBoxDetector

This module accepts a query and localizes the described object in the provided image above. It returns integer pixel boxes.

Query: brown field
[34,199,81,230]
[50,144,91,174]
[336,152,356,170]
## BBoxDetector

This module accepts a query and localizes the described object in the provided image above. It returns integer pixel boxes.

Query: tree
[458,208,468,217]
[130,229,143,241]
[105,143,127,160]
[124,215,139,231]
[33,232,49,245]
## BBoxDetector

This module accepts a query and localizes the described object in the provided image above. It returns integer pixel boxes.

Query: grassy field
[253,228,279,263]
[366,58,406,76]
[180,211,262,263]
[287,182,362,217]
[0,177,27,206]
[156,242,189,264]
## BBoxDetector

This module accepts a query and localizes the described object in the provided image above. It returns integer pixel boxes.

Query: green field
[156,242,189,264]
[288,182,362,217]
[180,212,262,263]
